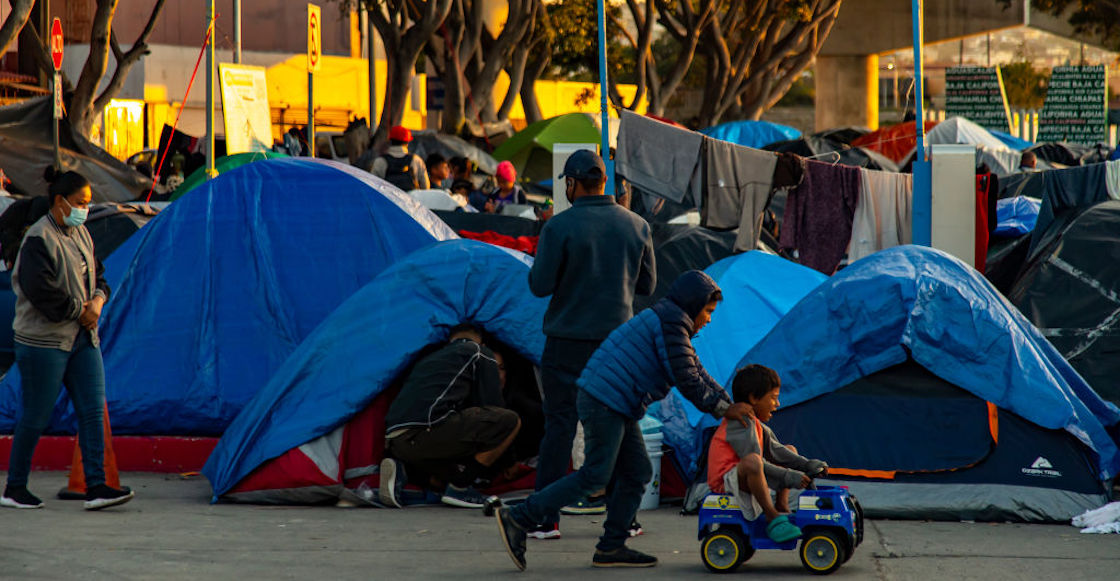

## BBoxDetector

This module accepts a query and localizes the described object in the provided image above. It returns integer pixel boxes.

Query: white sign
[307,3,322,72]
[53,73,63,120]
[219,64,272,154]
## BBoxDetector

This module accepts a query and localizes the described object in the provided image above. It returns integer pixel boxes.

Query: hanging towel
[1106,160,1120,200]
[1031,163,1109,252]
[848,169,913,263]
[780,160,862,274]
[700,138,778,252]
[616,110,704,205]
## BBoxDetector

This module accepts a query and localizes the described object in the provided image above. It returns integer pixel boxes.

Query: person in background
[522,150,656,540]
[1019,151,1039,171]
[1,168,134,511]
[427,153,452,190]
[372,126,429,191]
[486,161,527,214]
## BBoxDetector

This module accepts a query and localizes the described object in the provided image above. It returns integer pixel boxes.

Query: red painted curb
[0,436,219,473]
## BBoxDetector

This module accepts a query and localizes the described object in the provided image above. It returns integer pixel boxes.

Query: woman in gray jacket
[0,169,133,511]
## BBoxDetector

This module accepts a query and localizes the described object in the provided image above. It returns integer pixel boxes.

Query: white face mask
[62,198,89,227]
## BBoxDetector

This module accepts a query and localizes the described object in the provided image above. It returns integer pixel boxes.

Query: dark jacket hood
[665,270,721,320]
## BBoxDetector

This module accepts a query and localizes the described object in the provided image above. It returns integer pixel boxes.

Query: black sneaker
[1,486,43,509]
[628,520,643,537]
[527,522,561,540]
[378,457,406,508]
[441,484,488,508]
[83,484,134,510]
[495,507,527,571]
[592,546,658,568]
[561,495,606,515]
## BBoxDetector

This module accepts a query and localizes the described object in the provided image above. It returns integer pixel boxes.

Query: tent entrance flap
[768,362,996,474]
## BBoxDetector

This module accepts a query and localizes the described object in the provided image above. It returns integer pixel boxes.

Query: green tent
[492,113,603,184]
[170,151,289,201]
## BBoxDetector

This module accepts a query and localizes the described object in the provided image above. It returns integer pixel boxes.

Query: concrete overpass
[816,0,1113,130]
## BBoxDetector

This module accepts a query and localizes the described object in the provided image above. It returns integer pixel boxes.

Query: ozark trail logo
[1021,456,1061,478]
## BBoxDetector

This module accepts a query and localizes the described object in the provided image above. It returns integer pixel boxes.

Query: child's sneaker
[628,520,643,537]
[592,546,658,568]
[1,486,43,509]
[83,484,134,510]
[441,484,488,508]
[561,495,606,515]
[765,514,802,542]
[527,522,561,539]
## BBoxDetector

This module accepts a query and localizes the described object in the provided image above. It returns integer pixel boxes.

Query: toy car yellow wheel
[800,530,847,575]
[701,529,752,573]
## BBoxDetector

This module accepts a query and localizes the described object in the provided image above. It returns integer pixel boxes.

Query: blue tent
[203,240,548,500]
[700,120,801,149]
[989,130,1033,151]
[737,246,1120,520]
[649,251,826,477]
[0,159,456,435]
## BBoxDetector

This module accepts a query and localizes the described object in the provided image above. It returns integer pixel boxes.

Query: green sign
[1038,65,1108,145]
[944,66,1011,133]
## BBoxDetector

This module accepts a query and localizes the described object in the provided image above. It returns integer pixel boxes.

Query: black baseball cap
[558,150,606,180]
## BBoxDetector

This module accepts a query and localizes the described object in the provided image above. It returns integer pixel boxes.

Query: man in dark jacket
[495,271,753,570]
[380,324,521,509]
[527,150,656,537]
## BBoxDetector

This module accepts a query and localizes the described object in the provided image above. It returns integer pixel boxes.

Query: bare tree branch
[0,0,34,59]
[93,0,168,113]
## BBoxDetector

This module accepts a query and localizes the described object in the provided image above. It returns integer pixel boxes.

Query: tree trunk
[70,0,118,138]
[0,0,34,58]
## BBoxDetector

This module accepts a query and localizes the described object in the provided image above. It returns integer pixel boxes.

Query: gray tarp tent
[0,96,150,202]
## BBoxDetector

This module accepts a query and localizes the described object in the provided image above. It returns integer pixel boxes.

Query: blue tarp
[0,158,456,435]
[700,120,801,150]
[989,130,1033,151]
[995,196,1041,237]
[649,251,826,477]
[204,240,548,499]
[739,245,1120,480]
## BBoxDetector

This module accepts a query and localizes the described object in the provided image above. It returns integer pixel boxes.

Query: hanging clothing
[1106,160,1120,200]
[615,110,704,206]
[700,138,777,252]
[779,160,862,274]
[1031,163,1109,252]
[848,169,913,263]
[975,171,999,273]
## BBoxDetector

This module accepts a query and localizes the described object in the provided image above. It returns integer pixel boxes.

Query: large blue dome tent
[203,240,548,503]
[0,159,456,436]
[740,245,1120,522]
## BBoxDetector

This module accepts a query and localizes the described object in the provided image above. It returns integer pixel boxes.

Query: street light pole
[205,0,216,178]
[596,0,613,195]
[233,0,242,64]
[911,0,930,246]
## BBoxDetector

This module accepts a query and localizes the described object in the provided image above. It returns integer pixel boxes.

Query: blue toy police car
[697,485,863,574]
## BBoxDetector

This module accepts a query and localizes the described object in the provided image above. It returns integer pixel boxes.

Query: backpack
[380,154,418,191]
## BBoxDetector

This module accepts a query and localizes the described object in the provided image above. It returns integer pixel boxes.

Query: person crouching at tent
[495,270,754,570]
[707,364,828,543]
[379,323,521,509]
[1,168,134,511]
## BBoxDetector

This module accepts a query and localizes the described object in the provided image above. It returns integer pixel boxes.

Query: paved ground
[0,472,1116,580]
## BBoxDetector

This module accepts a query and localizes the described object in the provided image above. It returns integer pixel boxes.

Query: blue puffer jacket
[577,270,733,420]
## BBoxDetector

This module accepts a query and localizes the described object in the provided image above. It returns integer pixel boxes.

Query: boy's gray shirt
[726,419,827,489]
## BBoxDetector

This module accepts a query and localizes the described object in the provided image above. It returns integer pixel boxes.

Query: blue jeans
[513,389,652,552]
[534,337,601,524]
[6,330,106,488]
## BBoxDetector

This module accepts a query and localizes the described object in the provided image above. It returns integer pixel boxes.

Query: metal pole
[595,0,613,195]
[233,0,242,64]
[53,73,61,170]
[911,0,930,246]
[308,71,315,158]
[366,7,377,130]
[205,0,216,178]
